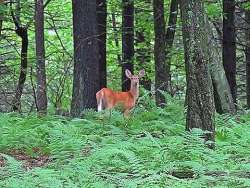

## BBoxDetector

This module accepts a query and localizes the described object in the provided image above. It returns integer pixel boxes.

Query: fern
[1,98,250,187]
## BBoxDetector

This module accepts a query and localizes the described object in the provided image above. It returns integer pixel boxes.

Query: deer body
[96,69,145,116]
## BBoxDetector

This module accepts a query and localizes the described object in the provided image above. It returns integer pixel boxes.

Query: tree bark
[71,0,100,117]
[180,0,215,148]
[97,0,107,89]
[223,0,236,104]
[206,17,236,114]
[11,3,28,112]
[153,0,168,107]
[122,0,134,91]
[246,9,250,108]
[165,0,178,90]
[35,0,48,116]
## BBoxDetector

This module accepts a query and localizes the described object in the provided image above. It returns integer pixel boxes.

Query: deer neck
[129,83,139,101]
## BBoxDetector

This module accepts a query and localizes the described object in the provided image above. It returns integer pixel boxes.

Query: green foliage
[0,0,187,112]
[241,1,250,10]
[205,1,222,19]
[1,99,250,187]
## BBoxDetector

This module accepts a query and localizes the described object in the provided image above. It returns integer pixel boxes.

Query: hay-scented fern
[0,100,250,187]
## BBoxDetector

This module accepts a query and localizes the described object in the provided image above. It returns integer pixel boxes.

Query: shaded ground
[0,155,5,167]
[1,149,50,170]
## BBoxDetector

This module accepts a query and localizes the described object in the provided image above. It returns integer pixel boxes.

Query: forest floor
[0,99,250,187]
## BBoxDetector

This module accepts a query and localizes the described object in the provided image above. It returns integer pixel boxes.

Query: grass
[0,98,250,187]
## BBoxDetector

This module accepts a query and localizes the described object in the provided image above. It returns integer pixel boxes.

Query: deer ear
[125,69,132,78]
[138,69,145,78]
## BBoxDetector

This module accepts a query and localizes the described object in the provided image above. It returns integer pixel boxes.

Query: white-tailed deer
[96,69,145,117]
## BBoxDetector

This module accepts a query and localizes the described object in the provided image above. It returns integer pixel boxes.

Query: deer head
[125,69,145,89]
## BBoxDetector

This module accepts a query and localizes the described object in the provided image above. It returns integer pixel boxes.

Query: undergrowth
[0,98,250,187]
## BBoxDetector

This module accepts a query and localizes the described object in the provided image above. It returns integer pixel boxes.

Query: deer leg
[109,109,112,120]
[124,109,130,118]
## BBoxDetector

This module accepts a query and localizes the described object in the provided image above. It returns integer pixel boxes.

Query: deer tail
[96,90,106,112]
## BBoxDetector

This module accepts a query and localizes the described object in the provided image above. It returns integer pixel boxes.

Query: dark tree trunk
[97,0,107,89]
[180,0,215,148]
[11,27,28,112]
[35,0,47,116]
[122,0,134,91]
[153,0,168,107]
[71,0,100,117]
[223,0,236,104]
[165,0,178,90]
[246,10,250,108]
[10,4,28,112]
[212,81,222,113]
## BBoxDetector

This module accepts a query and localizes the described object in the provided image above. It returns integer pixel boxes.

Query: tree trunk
[97,0,107,89]
[223,0,236,104]
[246,9,250,108]
[153,0,168,107]
[71,0,100,117]
[11,3,28,112]
[180,0,215,148]
[35,0,47,116]
[11,27,28,112]
[205,17,236,114]
[165,0,178,90]
[122,0,134,91]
